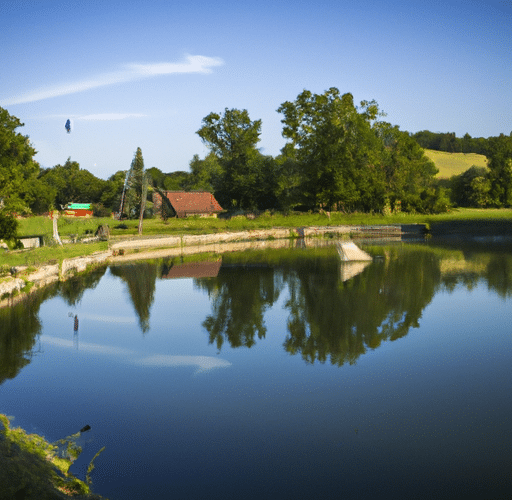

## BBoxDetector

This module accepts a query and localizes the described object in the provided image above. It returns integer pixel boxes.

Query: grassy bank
[0,414,106,499]
[0,242,109,269]
[15,208,512,238]
[2,209,511,269]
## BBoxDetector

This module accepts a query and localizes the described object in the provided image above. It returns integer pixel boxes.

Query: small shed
[64,203,93,217]
[153,191,223,218]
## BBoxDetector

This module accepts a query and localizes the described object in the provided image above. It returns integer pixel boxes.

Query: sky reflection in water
[1,240,511,500]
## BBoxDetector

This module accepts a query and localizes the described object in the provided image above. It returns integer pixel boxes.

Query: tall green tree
[377,123,439,212]
[450,166,490,207]
[274,154,304,212]
[188,152,223,192]
[277,88,386,211]
[126,147,146,218]
[487,133,512,207]
[197,108,262,209]
[163,171,193,191]
[100,170,127,213]
[39,158,106,208]
[0,107,40,214]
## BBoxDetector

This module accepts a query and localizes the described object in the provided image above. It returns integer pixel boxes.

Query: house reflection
[161,260,221,279]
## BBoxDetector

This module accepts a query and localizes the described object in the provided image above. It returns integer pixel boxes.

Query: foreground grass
[425,149,488,178]
[0,414,106,499]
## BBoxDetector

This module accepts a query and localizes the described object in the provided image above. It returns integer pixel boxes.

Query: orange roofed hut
[152,191,223,218]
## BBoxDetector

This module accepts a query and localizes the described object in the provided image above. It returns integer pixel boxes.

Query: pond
[1,238,512,499]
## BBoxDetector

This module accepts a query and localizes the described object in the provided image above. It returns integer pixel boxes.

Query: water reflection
[40,335,231,374]
[134,355,232,373]
[110,263,157,333]
[197,265,284,349]
[0,286,57,384]
[282,247,440,365]
[2,240,512,386]
[59,267,107,305]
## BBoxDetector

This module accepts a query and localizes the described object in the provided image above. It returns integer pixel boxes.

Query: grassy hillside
[424,149,488,178]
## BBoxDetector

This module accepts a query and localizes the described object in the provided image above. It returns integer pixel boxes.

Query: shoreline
[2,224,425,308]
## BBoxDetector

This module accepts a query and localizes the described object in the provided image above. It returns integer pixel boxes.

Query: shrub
[0,213,18,240]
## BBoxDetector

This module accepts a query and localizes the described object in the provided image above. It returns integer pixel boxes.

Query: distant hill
[424,149,488,178]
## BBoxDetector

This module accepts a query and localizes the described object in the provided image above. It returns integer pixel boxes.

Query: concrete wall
[19,236,42,249]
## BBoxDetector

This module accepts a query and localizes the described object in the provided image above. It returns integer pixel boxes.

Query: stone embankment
[109,224,407,253]
[0,252,111,307]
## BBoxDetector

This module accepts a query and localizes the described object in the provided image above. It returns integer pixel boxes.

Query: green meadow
[424,149,488,178]
[0,208,509,269]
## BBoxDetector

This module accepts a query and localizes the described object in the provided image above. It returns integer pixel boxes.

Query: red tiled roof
[163,191,223,216]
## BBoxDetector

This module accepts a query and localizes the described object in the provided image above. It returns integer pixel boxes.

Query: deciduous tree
[487,134,512,207]
[197,108,262,209]
[0,107,39,214]
[278,88,386,211]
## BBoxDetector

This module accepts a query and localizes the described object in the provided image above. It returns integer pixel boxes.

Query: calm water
[1,239,512,499]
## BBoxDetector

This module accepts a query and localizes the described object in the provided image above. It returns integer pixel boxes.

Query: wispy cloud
[27,113,146,121]
[40,335,232,374]
[1,55,224,106]
[134,355,232,373]
[78,113,147,121]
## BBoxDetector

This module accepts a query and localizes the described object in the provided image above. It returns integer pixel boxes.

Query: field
[0,208,508,268]
[14,209,512,240]
[424,149,488,178]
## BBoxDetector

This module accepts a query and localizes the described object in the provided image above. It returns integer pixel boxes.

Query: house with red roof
[152,191,223,218]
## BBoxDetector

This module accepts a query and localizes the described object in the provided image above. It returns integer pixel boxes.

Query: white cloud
[41,335,134,356]
[134,355,232,373]
[40,335,231,374]
[127,55,223,76]
[1,55,224,106]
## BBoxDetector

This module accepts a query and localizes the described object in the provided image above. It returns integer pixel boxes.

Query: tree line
[412,130,491,155]
[1,88,512,236]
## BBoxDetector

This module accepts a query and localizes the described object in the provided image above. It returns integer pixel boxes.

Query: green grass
[0,413,105,499]
[0,241,109,268]
[3,208,511,269]
[9,211,459,240]
[15,209,512,238]
[424,149,488,178]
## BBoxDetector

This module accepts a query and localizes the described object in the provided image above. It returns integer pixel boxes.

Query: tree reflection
[0,287,57,385]
[196,265,283,349]
[58,267,107,305]
[196,246,444,366]
[110,263,158,333]
[486,253,512,298]
[283,248,441,365]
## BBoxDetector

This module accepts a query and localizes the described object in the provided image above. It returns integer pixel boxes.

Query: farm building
[152,191,223,218]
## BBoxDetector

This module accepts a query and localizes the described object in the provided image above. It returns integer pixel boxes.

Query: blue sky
[2,0,511,179]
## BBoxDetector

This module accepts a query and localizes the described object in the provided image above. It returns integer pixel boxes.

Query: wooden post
[52,211,63,246]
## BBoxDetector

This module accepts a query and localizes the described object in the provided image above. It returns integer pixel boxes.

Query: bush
[91,203,112,218]
[0,213,18,240]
